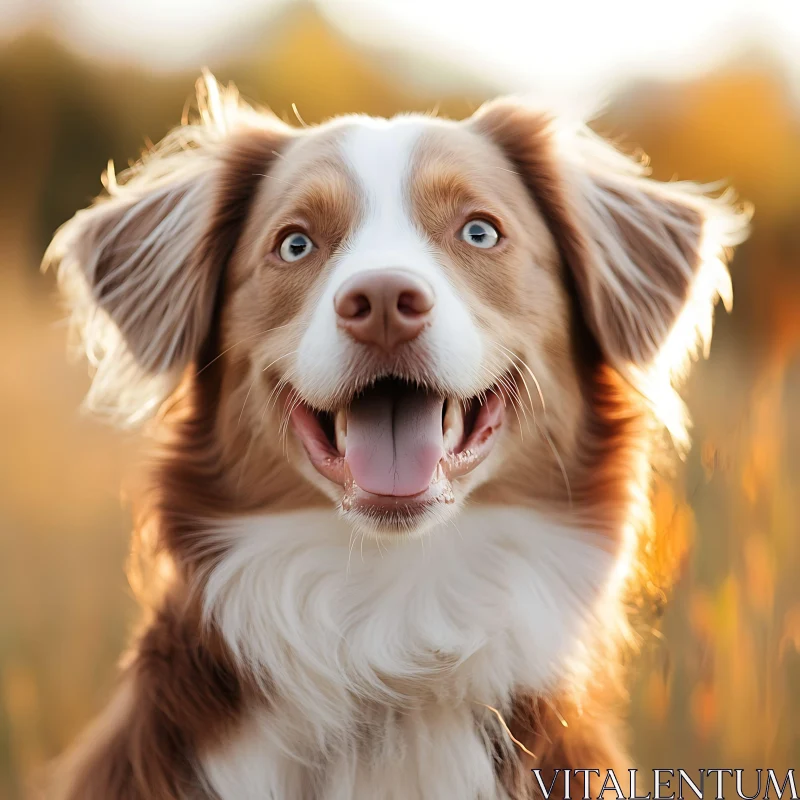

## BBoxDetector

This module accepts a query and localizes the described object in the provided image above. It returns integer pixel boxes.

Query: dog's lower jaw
[199,506,623,800]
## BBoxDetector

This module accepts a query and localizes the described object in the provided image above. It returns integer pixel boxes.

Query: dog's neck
[203,506,618,739]
[198,506,620,799]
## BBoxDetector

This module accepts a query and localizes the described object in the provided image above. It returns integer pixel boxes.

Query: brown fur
[472,99,713,370]
[50,119,297,800]
[411,125,649,540]
[52,594,240,800]
[495,694,630,799]
[43,84,747,799]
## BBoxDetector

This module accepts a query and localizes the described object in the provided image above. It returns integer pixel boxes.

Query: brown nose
[334,269,435,351]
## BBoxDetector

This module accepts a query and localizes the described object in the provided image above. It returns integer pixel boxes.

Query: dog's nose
[334,269,435,351]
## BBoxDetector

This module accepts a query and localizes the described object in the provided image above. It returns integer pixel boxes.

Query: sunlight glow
[1,0,798,94]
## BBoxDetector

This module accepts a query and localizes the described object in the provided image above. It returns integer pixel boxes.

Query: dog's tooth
[335,407,347,455]
[442,399,465,453]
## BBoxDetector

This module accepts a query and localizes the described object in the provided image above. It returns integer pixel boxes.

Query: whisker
[477,702,537,761]
[280,389,304,458]
[259,373,291,431]
[496,369,531,433]
[264,368,295,418]
[279,391,301,444]
[489,348,532,436]
[237,382,256,428]
[196,322,293,376]
[263,359,299,452]
[490,165,524,178]
[346,529,358,580]
[497,348,535,417]
[496,343,546,413]
[447,516,464,543]
[238,351,296,427]
[537,420,573,508]
[236,364,296,492]
[261,350,296,373]
[490,384,523,441]
[491,343,572,506]
[253,173,297,188]
[245,381,290,483]
[290,102,308,128]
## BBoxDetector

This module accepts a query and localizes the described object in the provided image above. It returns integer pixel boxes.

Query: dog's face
[223,115,578,534]
[47,85,746,538]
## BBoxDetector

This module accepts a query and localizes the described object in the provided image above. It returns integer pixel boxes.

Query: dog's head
[46,77,748,538]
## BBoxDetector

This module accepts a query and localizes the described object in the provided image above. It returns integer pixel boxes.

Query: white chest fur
[200,507,616,799]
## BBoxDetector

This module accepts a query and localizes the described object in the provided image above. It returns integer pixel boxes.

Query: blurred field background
[0,0,799,797]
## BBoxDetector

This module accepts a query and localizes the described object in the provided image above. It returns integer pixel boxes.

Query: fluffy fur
[200,509,617,799]
[42,75,749,799]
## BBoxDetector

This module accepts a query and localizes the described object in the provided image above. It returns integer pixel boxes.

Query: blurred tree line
[0,3,798,797]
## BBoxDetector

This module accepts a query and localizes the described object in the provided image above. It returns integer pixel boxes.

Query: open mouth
[289,377,505,523]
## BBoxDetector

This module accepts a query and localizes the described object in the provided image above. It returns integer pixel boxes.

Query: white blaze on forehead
[293,116,485,404]
[338,118,430,265]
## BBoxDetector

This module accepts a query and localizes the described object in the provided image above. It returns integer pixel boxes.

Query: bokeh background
[1,0,799,797]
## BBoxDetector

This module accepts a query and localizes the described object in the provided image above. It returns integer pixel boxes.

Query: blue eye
[460,219,499,249]
[279,232,314,262]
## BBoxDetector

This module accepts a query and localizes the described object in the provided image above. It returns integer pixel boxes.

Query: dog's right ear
[44,78,292,425]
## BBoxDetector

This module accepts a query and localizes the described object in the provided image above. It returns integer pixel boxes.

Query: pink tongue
[345,386,444,497]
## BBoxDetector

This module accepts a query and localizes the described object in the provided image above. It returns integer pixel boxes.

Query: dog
[43,75,748,799]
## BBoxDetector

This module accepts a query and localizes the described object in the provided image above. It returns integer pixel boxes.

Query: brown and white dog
[44,76,748,799]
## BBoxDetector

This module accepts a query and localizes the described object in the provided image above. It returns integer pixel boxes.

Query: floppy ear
[472,99,750,376]
[44,77,291,425]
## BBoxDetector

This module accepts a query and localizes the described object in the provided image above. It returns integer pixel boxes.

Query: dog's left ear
[471,99,750,373]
